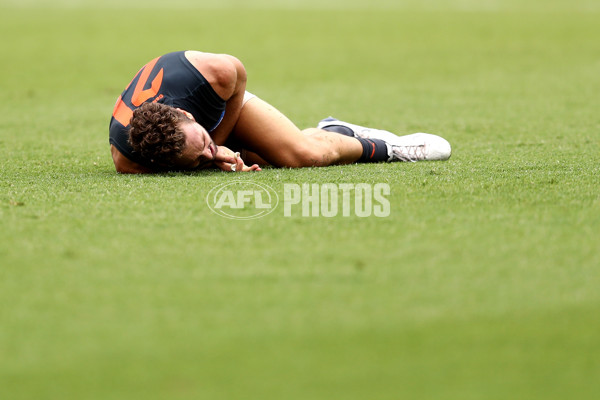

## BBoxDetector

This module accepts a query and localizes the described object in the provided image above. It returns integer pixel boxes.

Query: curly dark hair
[128,102,189,168]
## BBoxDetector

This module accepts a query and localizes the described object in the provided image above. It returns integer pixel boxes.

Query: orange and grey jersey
[109,51,226,167]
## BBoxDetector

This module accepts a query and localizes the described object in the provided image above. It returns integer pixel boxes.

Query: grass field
[1,0,599,399]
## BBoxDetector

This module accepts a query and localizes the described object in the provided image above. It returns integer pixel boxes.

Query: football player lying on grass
[109,51,451,174]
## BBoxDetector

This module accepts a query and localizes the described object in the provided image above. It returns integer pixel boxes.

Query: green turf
[1,1,599,399]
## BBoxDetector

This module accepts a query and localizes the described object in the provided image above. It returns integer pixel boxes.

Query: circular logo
[206,181,279,220]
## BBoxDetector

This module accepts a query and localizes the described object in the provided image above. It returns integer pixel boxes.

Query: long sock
[321,125,355,137]
[321,124,388,162]
[356,137,389,163]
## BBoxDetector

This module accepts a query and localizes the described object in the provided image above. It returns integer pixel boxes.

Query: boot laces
[391,144,426,162]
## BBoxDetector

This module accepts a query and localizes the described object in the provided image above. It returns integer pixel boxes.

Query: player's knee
[282,143,329,168]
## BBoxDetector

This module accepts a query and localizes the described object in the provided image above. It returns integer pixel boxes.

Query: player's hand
[213,146,262,172]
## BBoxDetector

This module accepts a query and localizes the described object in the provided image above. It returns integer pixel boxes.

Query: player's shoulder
[183,51,243,72]
[183,50,217,71]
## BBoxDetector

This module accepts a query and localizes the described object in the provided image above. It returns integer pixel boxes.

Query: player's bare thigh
[232,97,361,167]
[238,128,323,166]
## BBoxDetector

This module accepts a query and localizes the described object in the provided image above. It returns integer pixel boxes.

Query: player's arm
[110,145,153,174]
[185,51,247,146]
[112,143,259,173]
[213,145,261,172]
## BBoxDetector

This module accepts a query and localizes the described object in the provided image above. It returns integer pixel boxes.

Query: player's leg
[318,117,452,162]
[238,129,352,167]
[231,96,364,167]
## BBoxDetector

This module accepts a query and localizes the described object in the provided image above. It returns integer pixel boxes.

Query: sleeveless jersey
[109,51,226,167]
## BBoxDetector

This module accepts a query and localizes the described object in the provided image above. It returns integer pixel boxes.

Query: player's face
[175,121,218,169]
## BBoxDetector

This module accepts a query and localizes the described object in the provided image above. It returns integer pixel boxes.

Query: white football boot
[318,117,451,162]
